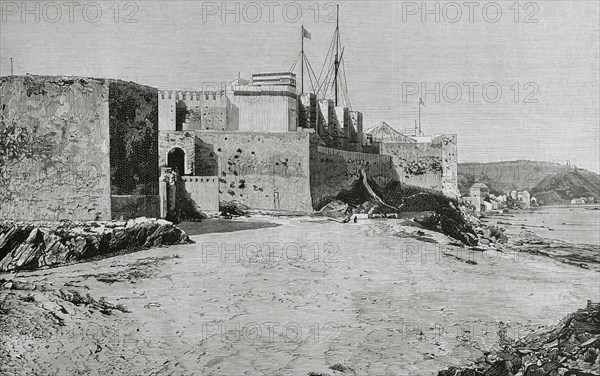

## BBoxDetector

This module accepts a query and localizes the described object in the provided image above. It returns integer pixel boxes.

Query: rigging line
[304,55,321,92]
[317,32,338,92]
[289,52,298,72]
[303,54,317,93]
[289,51,302,73]
[304,53,322,95]
[308,70,316,94]
[317,53,333,94]
[317,61,334,96]
[341,56,352,109]
[303,50,323,93]
[316,31,337,82]
[317,64,335,97]
[303,53,315,83]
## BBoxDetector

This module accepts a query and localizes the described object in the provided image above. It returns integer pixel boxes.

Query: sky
[1,0,599,172]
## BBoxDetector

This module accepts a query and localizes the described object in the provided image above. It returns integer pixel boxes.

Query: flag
[419,97,425,106]
[302,26,311,40]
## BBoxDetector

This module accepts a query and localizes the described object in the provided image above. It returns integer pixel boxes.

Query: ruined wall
[0,75,111,220]
[379,142,444,191]
[310,145,396,210]
[194,131,313,212]
[158,131,195,175]
[200,93,228,130]
[379,141,443,190]
[158,91,228,131]
[436,134,460,198]
[109,80,158,196]
[109,80,160,220]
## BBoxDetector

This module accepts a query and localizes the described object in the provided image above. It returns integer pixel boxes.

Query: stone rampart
[309,145,397,210]
[194,131,313,212]
[0,75,111,221]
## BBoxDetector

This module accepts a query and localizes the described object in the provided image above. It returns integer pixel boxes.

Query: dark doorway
[167,147,185,176]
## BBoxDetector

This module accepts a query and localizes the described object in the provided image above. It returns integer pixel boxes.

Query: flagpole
[418,98,421,136]
[301,25,304,94]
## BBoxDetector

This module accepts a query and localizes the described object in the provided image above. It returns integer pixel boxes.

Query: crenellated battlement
[158,90,226,101]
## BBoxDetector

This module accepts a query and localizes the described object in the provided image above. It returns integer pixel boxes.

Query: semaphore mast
[334,4,339,106]
[290,4,350,108]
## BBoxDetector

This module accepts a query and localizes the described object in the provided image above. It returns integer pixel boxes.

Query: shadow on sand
[177,219,281,236]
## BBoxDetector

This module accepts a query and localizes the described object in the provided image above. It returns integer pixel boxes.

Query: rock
[156,219,172,226]
[41,301,62,312]
[316,200,350,218]
[58,303,76,316]
[219,201,250,217]
[0,219,191,272]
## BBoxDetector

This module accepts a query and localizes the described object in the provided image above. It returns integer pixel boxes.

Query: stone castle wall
[158,90,228,132]
[109,80,159,197]
[0,75,458,222]
[0,75,162,221]
[438,134,459,198]
[0,76,112,221]
[158,131,196,175]
[380,141,444,191]
[194,131,313,212]
[309,145,397,210]
[378,134,459,197]
[181,176,219,212]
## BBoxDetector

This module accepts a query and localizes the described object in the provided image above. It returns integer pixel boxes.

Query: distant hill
[458,161,600,205]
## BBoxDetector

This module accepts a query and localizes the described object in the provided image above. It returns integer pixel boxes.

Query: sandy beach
[1,215,598,376]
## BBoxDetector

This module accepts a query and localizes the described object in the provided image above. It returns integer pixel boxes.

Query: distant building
[251,72,297,87]
[520,191,531,207]
[364,121,416,143]
[510,190,518,200]
[483,201,494,211]
[571,198,586,205]
[469,183,490,212]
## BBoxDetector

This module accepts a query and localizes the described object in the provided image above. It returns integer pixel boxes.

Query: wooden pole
[418,98,422,136]
[334,5,339,106]
[301,26,304,94]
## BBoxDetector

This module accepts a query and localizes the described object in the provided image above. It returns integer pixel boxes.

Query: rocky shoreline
[0,218,191,272]
[438,301,600,376]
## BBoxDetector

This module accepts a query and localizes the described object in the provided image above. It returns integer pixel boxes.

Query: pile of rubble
[326,173,481,245]
[219,201,250,218]
[438,301,600,376]
[0,218,191,272]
